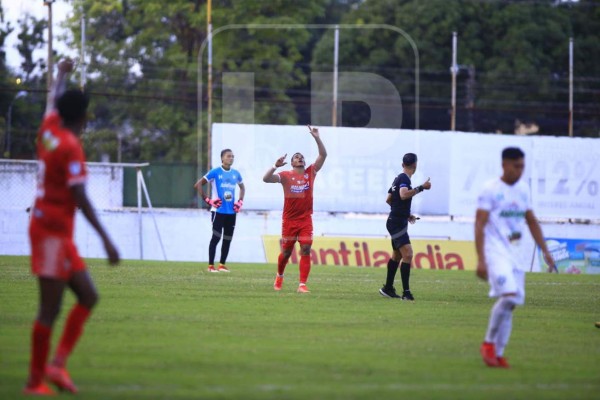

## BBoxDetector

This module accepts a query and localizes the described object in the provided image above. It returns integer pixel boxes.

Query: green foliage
[0,0,598,162]
[0,256,599,399]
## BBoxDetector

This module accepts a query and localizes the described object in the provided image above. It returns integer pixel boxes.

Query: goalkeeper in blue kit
[194,149,245,272]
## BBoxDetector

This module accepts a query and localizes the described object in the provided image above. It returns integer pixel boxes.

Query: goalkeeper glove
[234,199,243,213]
[204,197,222,208]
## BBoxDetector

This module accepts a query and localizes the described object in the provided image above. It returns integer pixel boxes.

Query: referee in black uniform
[380,153,431,300]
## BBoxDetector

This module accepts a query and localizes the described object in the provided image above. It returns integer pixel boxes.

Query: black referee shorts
[386,217,410,250]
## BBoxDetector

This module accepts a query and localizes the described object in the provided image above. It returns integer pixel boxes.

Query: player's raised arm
[263,154,287,183]
[308,125,327,172]
[45,59,74,116]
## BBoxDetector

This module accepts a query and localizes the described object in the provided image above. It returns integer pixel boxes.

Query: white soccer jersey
[477,178,532,271]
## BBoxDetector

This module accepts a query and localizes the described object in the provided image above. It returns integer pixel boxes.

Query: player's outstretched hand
[308,125,319,138]
[275,154,287,168]
[104,239,120,266]
[422,177,431,190]
[57,58,74,73]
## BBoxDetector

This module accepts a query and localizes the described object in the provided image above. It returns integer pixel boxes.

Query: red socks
[299,255,311,284]
[28,321,51,387]
[52,304,91,368]
[277,253,289,275]
[278,253,311,283]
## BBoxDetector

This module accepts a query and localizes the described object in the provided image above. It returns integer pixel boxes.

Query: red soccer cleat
[23,382,56,396]
[45,365,78,394]
[207,265,218,273]
[274,275,283,291]
[217,265,230,272]
[297,284,310,293]
[496,356,510,368]
[480,342,499,367]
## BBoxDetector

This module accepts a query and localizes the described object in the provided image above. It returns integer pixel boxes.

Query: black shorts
[386,217,410,250]
[211,212,237,240]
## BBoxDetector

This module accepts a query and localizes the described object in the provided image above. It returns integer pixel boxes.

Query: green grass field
[1,256,599,399]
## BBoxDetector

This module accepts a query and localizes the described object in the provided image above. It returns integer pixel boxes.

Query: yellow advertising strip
[262,235,477,271]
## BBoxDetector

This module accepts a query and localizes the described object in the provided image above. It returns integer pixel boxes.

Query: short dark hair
[57,89,89,124]
[402,153,417,166]
[502,147,525,160]
[220,148,232,158]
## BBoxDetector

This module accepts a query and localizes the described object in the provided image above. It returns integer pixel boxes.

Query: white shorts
[487,259,526,305]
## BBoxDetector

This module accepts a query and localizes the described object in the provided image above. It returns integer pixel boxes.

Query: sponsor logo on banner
[540,238,600,274]
[262,236,476,270]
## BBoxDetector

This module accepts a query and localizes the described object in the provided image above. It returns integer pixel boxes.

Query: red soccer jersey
[30,112,87,238]
[278,164,316,221]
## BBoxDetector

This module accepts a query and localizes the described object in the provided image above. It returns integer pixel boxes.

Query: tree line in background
[0,0,598,164]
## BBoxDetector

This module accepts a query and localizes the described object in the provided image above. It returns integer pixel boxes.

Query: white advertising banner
[212,124,600,219]
[531,137,600,219]
[447,132,533,217]
[211,124,451,214]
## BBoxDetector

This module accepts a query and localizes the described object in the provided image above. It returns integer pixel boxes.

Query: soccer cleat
[480,342,499,367]
[379,285,401,298]
[496,356,510,368]
[217,265,230,272]
[297,284,310,293]
[207,265,218,273]
[274,275,283,291]
[45,365,78,394]
[401,290,415,301]
[23,382,56,396]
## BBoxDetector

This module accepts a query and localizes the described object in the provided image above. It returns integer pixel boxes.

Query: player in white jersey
[475,147,555,368]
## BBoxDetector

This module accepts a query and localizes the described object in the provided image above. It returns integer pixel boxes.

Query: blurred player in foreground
[263,125,327,293]
[194,149,245,272]
[380,153,431,301]
[24,59,120,395]
[475,147,554,368]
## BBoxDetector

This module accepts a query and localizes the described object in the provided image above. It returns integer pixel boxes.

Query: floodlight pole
[80,1,86,89]
[206,0,213,175]
[44,1,55,96]
[568,37,573,137]
[450,32,458,131]
[332,25,339,127]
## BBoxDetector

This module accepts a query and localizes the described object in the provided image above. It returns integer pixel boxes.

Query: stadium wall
[212,124,600,220]
[1,208,598,273]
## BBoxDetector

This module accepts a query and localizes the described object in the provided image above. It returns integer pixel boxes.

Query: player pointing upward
[263,125,327,293]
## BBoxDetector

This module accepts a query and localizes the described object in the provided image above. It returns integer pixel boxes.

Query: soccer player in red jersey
[23,59,120,396]
[263,125,327,293]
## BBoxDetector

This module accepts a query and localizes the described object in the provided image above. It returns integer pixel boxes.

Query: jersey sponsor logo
[496,275,506,286]
[41,130,59,151]
[69,161,82,176]
[499,210,526,218]
[290,182,310,193]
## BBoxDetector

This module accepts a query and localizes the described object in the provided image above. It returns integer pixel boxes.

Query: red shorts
[29,231,85,281]
[281,218,313,251]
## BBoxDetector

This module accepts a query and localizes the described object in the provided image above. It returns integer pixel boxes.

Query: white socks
[484,296,517,353]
